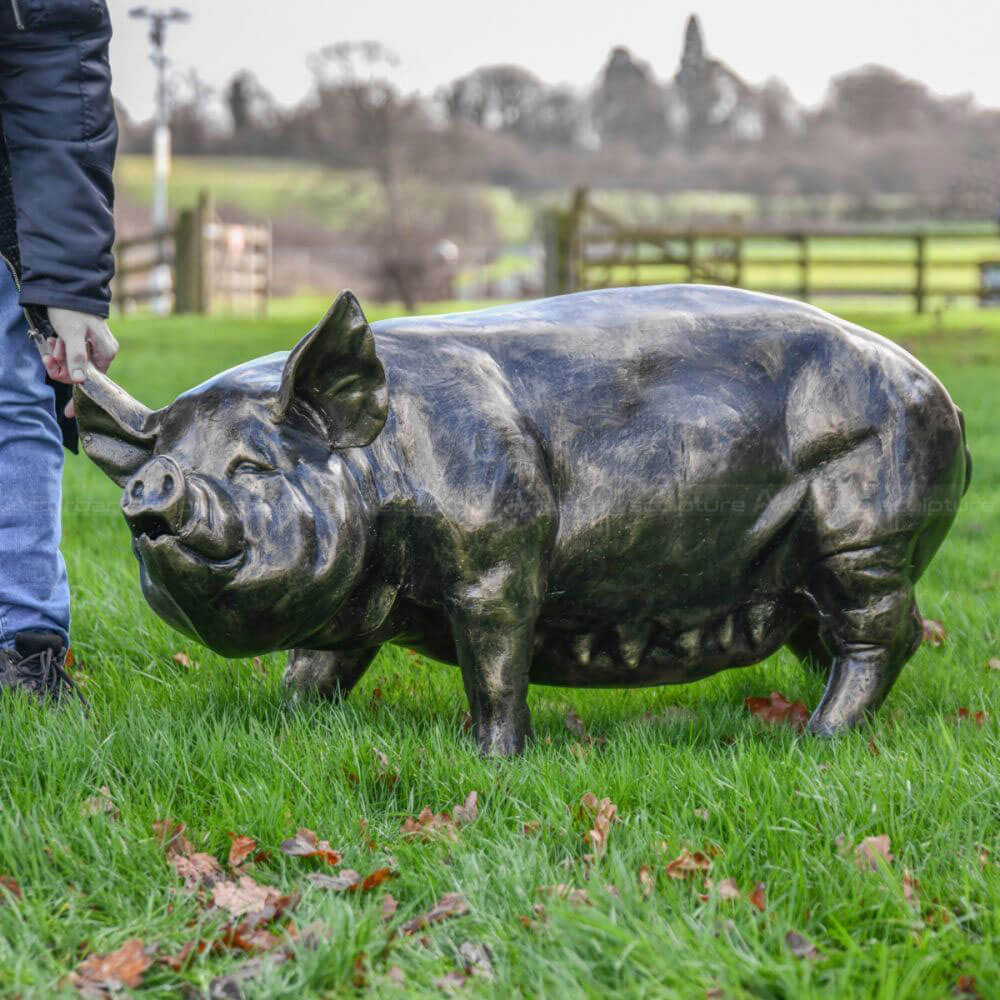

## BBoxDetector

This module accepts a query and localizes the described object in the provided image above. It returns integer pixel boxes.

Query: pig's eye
[229,459,275,477]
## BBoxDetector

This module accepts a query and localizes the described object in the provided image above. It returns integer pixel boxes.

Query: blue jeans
[0,265,70,648]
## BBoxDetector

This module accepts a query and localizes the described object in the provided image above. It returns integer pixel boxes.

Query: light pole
[128,5,190,313]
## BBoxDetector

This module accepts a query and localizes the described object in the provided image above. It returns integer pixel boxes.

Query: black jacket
[0,0,118,450]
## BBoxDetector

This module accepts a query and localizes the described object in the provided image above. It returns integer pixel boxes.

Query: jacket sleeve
[0,3,117,317]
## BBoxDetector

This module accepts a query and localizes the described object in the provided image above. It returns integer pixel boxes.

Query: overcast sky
[108,0,1000,120]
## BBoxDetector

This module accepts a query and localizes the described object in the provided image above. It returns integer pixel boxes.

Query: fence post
[796,233,810,301]
[173,208,198,313]
[914,234,927,314]
[196,189,214,315]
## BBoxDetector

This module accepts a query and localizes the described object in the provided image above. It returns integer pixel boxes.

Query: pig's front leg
[283,647,378,702]
[449,565,542,757]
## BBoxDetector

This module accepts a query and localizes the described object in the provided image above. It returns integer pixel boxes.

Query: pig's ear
[276,290,388,448]
[73,369,160,486]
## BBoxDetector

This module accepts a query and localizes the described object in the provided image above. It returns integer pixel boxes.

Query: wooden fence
[113,190,271,316]
[543,188,1000,312]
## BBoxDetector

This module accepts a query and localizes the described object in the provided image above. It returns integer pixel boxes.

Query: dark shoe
[0,631,86,706]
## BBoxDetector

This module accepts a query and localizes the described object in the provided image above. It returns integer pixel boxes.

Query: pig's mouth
[135,531,245,573]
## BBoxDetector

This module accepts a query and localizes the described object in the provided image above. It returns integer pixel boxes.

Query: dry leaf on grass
[666,848,712,879]
[523,820,541,836]
[0,875,22,901]
[855,834,893,871]
[308,869,361,891]
[372,748,400,786]
[307,866,393,893]
[578,793,618,858]
[69,938,155,996]
[402,892,470,935]
[227,833,258,868]
[638,865,655,898]
[745,691,810,731]
[280,828,342,865]
[382,893,399,921]
[402,792,479,841]
[459,940,495,981]
[172,651,198,669]
[212,875,287,918]
[81,786,118,820]
[152,818,194,859]
[538,884,591,905]
[953,976,982,998]
[703,877,741,901]
[171,851,225,890]
[785,930,821,960]
[956,708,988,727]
[748,882,767,911]
[434,970,468,994]
[921,619,946,647]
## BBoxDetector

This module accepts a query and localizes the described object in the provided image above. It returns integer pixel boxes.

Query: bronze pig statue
[74,286,971,755]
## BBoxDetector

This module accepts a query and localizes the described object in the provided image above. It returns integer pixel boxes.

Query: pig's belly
[527,597,798,688]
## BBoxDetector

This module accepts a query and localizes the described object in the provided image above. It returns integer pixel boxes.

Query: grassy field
[0,298,997,997]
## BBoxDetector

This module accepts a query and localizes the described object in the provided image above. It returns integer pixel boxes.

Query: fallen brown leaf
[956,708,987,727]
[69,938,155,995]
[227,833,258,868]
[402,791,479,841]
[373,748,400,786]
[452,791,479,825]
[785,930,821,960]
[279,828,342,865]
[745,691,810,732]
[81,786,118,821]
[152,818,194,859]
[459,940,495,981]
[638,865,655,898]
[578,793,618,859]
[953,976,981,998]
[666,848,712,879]
[308,869,361,891]
[523,820,541,836]
[361,867,393,891]
[748,882,767,911]
[0,875,22,901]
[171,851,224,890]
[212,875,286,919]
[434,970,468,994]
[855,834,893,871]
[921,618,946,647]
[158,938,207,972]
[705,877,741,901]
[539,884,592,905]
[382,893,399,921]
[402,892,470,934]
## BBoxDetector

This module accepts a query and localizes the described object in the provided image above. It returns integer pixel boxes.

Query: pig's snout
[122,456,244,564]
[122,456,187,541]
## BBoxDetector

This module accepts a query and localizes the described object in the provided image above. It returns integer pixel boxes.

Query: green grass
[1,300,998,997]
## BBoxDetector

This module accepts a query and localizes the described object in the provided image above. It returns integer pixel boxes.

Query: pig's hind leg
[284,647,378,703]
[802,540,922,736]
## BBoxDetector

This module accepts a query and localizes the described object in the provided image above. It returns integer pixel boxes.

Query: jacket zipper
[1,249,48,352]
[9,0,25,30]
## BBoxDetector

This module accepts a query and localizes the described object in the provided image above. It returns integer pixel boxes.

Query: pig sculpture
[74,285,971,755]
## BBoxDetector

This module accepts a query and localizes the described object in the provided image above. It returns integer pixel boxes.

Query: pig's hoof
[476,720,530,757]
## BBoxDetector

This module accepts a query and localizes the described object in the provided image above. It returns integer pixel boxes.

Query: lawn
[0,298,997,998]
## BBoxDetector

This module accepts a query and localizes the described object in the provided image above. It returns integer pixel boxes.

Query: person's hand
[39,308,119,418]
